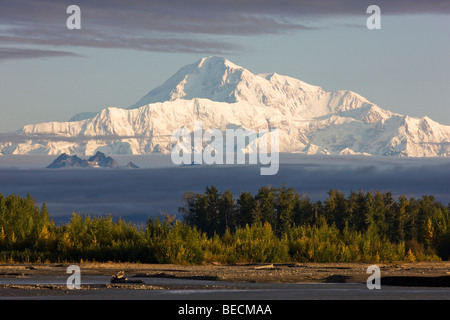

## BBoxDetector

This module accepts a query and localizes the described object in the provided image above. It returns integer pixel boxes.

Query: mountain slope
[1,56,449,157]
[129,56,373,120]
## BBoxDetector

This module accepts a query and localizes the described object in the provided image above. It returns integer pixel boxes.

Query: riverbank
[0,261,449,294]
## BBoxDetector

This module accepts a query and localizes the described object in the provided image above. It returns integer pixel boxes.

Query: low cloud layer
[0,155,448,224]
[0,132,170,144]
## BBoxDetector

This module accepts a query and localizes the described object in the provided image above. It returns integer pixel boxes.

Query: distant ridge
[47,151,139,169]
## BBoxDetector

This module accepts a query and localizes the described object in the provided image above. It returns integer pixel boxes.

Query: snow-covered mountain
[1,56,449,157]
[128,56,372,119]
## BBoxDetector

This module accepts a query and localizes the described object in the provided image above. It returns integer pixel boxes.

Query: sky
[0,0,449,133]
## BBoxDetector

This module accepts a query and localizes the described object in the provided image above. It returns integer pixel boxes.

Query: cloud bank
[1,0,448,60]
[0,155,448,224]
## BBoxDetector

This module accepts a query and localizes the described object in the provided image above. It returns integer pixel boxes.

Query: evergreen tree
[292,194,314,226]
[218,189,236,234]
[236,191,255,227]
[255,186,276,227]
[275,185,296,236]
[324,189,347,231]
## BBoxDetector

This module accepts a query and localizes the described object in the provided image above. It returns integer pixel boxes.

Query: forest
[0,185,449,264]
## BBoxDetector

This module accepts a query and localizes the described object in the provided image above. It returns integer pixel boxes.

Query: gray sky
[0,0,449,132]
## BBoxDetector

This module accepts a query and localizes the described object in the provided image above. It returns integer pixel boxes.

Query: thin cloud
[0,47,82,61]
[0,132,172,144]
[0,31,241,55]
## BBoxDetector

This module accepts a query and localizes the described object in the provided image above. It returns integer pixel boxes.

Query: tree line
[0,187,449,264]
[179,185,450,260]
[181,186,449,243]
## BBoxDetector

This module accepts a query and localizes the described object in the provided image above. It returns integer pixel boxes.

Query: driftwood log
[111,271,144,284]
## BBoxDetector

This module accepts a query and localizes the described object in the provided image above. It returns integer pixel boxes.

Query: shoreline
[0,261,449,295]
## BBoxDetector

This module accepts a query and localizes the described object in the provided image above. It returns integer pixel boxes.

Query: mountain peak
[47,153,88,168]
[128,56,325,110]
[197,56,240,70]
[88,151,118,168]
[128,56,248,108]
[46,152,136,169]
